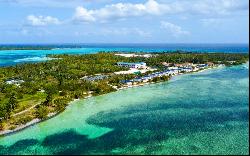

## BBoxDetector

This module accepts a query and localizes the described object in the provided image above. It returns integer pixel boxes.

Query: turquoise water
[0,63,249,154]
[0,43,249,66]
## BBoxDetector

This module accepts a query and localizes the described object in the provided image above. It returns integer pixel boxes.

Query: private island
[0,52,249,135]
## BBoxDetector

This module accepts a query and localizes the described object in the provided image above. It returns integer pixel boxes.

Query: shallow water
[0,64,248,155]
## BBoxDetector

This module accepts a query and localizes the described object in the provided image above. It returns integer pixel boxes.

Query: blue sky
[0,0,249,44]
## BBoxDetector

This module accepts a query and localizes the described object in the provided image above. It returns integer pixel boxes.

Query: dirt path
[11,103,40,117]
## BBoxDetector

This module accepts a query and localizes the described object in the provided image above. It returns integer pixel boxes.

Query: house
[182,67,193,72]
[182,62,193,67]
[115,53,154,58]
[174,63,183,67]
[162,62,174,67]
[197,64,208,69]
[81,75,108,81]
[6,79,24,86]
[227,61,236,64]
[142,79,149,82]
[133,78,142,82]
[126,81,133,86]
[120,80,133,85]
[117,62,147,69]
[168,67,179,70]
[207,62,214,66]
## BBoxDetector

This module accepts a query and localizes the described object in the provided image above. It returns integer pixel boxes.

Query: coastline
[0,99,79,136]
[115,65,224,91]
[0,65,223,137]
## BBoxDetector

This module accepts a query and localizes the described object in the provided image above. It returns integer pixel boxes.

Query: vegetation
[0,52,248,131]
[151,75,170,82]
[35,105,49,119]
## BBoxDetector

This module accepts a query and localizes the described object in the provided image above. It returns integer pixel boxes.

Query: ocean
[0,44,249,154]
[0,62,249,154]
[0,43,249,67]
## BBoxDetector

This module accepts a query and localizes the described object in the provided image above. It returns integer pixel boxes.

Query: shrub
[54,98,68,112]
[35,105,49,119]
[16,115,33,124]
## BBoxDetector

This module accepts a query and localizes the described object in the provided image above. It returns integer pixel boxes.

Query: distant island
[0,45,83,50]
[0,52,248,135]
[0,46,53,51]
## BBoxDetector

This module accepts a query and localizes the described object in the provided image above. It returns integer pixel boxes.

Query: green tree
[35,105,49,119]
[9,92,17,110]
[54,98,68,112]
[4,92,18,119]
[0,121,5,130]
[42,93,53,106]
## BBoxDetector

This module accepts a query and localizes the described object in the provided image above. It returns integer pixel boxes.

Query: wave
[14,57,56,63]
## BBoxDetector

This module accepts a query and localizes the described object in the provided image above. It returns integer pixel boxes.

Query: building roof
[117,62,146,65]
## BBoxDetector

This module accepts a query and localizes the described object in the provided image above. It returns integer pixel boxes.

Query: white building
[115,53,154,58]
[6,79,24,86]
[117,62,147,69]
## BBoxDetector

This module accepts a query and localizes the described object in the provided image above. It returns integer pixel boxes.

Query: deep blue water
[0,43,249,67]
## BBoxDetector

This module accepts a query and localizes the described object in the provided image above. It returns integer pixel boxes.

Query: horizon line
[0,43,249,45]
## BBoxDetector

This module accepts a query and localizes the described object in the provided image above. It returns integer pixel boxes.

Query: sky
[0,0,249,44]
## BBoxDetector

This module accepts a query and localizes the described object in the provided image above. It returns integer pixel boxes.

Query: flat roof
[117,62,146,65]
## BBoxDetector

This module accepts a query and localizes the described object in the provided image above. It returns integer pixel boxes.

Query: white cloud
[161,21,190,37]
[74,27,151,37]
[1,0,97,8]
[73,0,248,23]
[102,27,151,37]
[20,29,28,35]
[27,15,60,26]
[73,6,96,22]
[192,0,249,15]
[201,18,223,26]
[134,28,151,37]
[5,0,247,13]
[73,0,169,23]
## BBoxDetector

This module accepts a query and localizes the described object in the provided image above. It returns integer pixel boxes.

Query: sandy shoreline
[0,65,224,136]
[0,113,58,136]
[0,99,81,136]
[115,65,223,91]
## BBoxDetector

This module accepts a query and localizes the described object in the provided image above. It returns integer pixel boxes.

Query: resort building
[196,64,208,69]
[207,62,215,66]
[162,62,174,67]
[115,53,154,58]
[117,62,147,69]
[80,75,109,81]
[6,79,24,86]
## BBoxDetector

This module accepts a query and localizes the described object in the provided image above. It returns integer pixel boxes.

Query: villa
[117,61,218,88]
[80,75,109,81]
[6,79,24,86]
[162,62,174,67]
[117,62,147,69]
[115,53,154,58]
[196,64,208,69]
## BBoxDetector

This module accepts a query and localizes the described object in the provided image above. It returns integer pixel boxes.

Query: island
[0,52,249,135]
